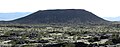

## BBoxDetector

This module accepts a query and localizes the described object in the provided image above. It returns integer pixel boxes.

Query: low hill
[11,9,108,24]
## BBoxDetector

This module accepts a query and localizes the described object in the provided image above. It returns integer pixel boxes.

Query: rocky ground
[0,24,120,47]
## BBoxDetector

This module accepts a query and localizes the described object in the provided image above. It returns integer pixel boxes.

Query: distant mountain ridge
[10,9,108,24]
[103,16,120,21]
[0,12,31,21]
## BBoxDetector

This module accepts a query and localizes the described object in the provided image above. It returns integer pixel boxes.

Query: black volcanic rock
[12,9,108,24]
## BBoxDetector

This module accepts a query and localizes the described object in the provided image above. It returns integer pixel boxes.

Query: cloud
[0,0,120,17]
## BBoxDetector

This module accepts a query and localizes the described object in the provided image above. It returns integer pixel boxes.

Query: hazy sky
[0,0,120,17]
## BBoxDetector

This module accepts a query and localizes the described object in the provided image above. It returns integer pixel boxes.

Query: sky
[0,0,120,20]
